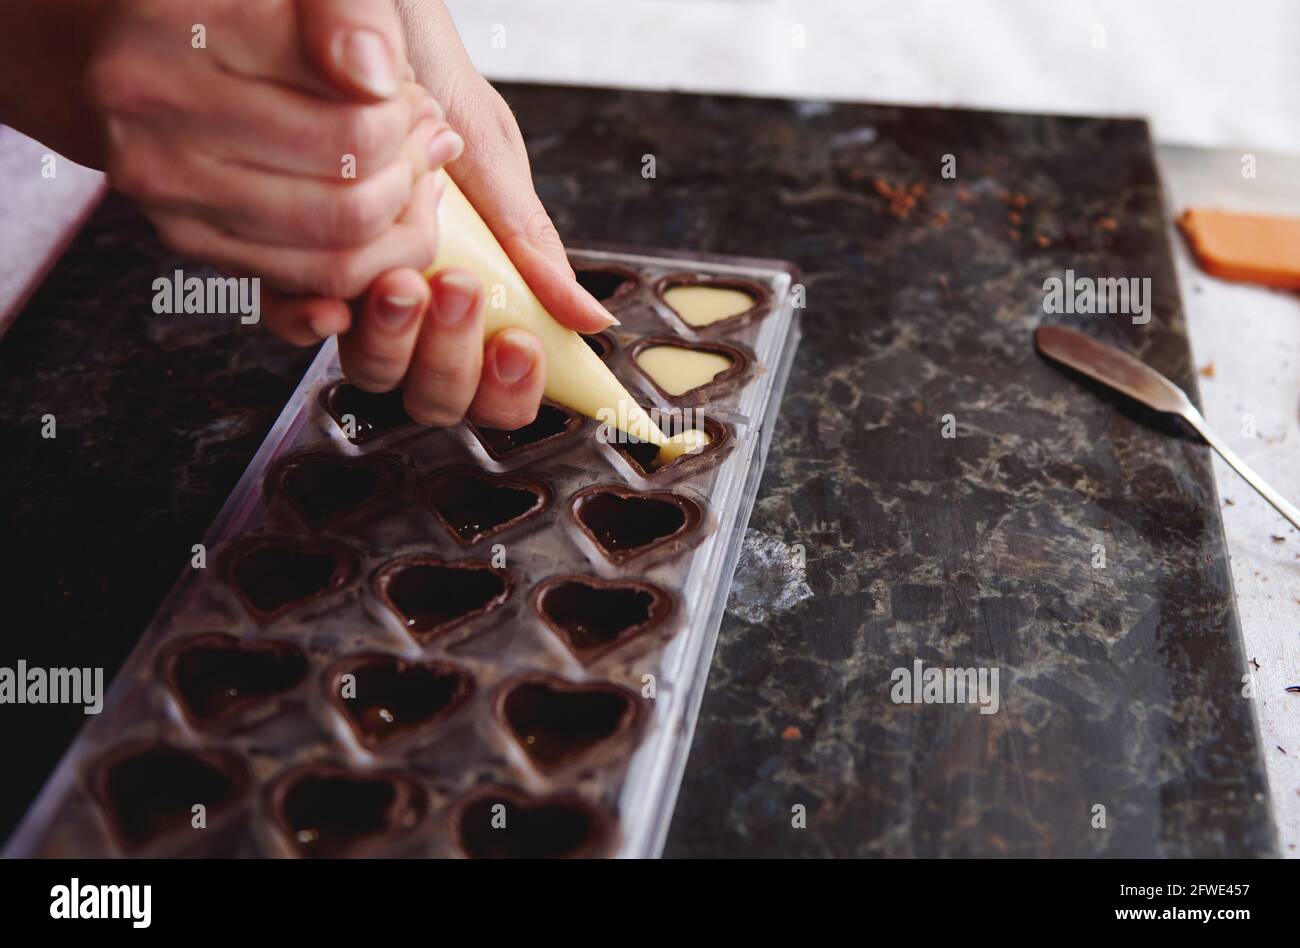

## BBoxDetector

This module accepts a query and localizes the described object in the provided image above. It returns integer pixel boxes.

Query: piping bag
[422,170,703,465]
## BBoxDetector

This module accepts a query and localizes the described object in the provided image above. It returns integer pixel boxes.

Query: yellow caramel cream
[634,345,733,397]
[662,284,755,327]
[425,171,697,463]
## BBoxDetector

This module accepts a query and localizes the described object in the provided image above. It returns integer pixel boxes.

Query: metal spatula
[1035,324,1300,530]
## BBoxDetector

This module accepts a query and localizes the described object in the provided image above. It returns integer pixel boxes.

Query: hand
[265,0,616,431]
[87,0,460,300]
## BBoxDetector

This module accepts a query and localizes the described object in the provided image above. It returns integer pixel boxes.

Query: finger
[193,74,431,178]
[337,269,431,392]
[402,269,484,427]
[213,0,408,102]
[294,0,410,101]
[262,289,352,347]
[152,116,458,248]
[467,329,547,432]
[444,82,615,333]
[148,171,444,299]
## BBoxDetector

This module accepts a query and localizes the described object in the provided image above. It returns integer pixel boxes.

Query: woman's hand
[266,0,617,432]
[87,0,459,299]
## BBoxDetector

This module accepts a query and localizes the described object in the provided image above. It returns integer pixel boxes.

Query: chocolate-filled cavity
[653,272,771,333]
[321,381,415,444]
[467,401,583,462]
[421,467,551,545]
[532,576,673,663]
[269,765,426,858]
[629,335,751,404]
[575,265,640,302]
[372,555,512,642]
[266,450,403,528]
[327,653,474,749]
[451,785,611,859]
[497,674,641,772]
[582,330,616,362]
[161,632,308,727]
[570,485,704,564]
[89,742,250,851]
[612,412,730,478]
[219,536,358,622]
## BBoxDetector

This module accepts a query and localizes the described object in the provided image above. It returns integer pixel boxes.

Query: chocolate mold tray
[5,244,801,859]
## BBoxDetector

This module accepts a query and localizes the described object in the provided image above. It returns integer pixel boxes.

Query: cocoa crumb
[782,726,802,741]
[1097,217,1118,232]
[1033,233,1051,248]
[1199,361,1215,378]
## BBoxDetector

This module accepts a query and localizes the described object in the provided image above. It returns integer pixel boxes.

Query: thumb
[296,0,410,101]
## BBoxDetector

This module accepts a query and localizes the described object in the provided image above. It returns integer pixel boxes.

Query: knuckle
[316,252,370,299]
[324,188,384,245]
[475,403,538,432]
[403,395,462,429]
[334,106,394,173]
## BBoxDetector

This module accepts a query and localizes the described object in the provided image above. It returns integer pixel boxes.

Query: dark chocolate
[466,401,583,462]
[268,764,427,858]
[321,381,416,444]
[89,741,250,852]
[326,652,474,749]
[629,335,753,405]
[496,673,641,772]
[582,330,616,362]
[532,575,673,663]
[420,466,551,545]
[159,632,308,728]
[651,272,772,334]
[570,485,704,565]
[610,411,731,479]
[575,264,640,302]
[266,450,404,528]
[450,784,612,859]
[372,555,512,642]
[219,536,358,622]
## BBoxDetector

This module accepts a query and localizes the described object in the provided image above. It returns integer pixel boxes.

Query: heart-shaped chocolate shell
[268,764,427,858]
[570,485,704,565]
[372,555,512,642]
[532,575,673,663]
[326,652,474,749]
[450,784,612,859]
[496,673,642,772]
[266,450,403,528]
[421,466,550,545]
[160,632,308,728]
[219,536,358,622]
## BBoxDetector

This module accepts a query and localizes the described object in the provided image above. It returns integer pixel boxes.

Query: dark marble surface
[0,85,1274,856]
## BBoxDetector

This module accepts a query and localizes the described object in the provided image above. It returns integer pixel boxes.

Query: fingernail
[337,29,398,98]
[376,294,419,329]
[428,129,465,167]
[585,295,619,327]
[493,334,536,385]
[432,272,479,326]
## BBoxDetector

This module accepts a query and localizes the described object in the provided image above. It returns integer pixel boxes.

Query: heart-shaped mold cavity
[89,741,250,852]
[575,264,640,302]
[570,485,704,565]
[532,575,673,664]
[630,336,751,404]
[451,784,612,859]
[372,555,512,642]
[609,411,731,479]
[326,653,474,749]
[160,632,308,728]
[321,381,416,444]
[268,764,427,858]
[652,273,771,332]
[496,673,642,772]
[266,450,404,528]
[467,401,583,463]
[420,466,551,545]
[582,330,616,362]
[219,536,358,622]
